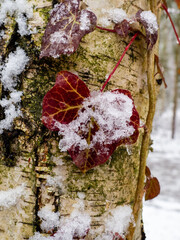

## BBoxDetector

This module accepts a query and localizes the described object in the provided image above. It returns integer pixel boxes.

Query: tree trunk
[172,25,180,139]
[0,0,160,239]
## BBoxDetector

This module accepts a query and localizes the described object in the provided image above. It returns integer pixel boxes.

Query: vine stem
[126,48,157,240]
[161,3,180,45]
[96,25,116,33]
[100,32,139,92]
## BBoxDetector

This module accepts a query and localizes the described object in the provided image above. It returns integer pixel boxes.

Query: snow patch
[0,91,23,134]
[104,205,133,237]
[140,11,158,34]
[0,184,25,208]
[38,205,60,233]
[98,8,129,27]
[50,31,68,44]
[79,10,91,31]
[0,47,29,91]
[30,196,91,240]
[103,8,128,24]
[0,47,29,134]
[94,205,133,240]
[0,0,33,36]
[46,175,64,189]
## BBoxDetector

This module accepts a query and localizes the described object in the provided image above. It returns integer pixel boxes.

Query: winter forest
[0,0,179,239]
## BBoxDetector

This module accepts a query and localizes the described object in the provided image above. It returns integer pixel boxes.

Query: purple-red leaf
[145,176,160,201]
[40,0,97,58]
[42,71,90,131]
[136,10,158,49]
[114,20,131,37]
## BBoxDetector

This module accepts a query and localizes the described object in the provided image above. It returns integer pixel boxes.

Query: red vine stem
[161,3,180,45]
[100,32,139,92]
[96,25,116,33]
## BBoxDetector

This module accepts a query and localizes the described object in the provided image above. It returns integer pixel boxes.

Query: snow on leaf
[136,10,158,49]
[42,71,90,131]
[114,20,131,37]
[40,0,97,58]
[145,177,160,201]
[42,72,140,172]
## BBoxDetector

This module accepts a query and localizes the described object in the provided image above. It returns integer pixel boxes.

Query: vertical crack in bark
[34,146,41,232]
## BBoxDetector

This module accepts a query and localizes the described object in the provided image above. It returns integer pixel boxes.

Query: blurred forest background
[143,1,180,239]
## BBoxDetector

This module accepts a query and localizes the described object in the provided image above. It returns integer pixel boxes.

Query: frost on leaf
[42,72,140,172]
[145,166,160,200]
[136,10,158,49]
[40,0,97,58]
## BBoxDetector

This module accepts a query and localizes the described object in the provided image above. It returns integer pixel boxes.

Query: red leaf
[145,176,160,201]
[136,10,158,49]
[42,71,90,131]
[145,166,151,178]
[40,0,97,58]
[114,20,131,37]
[42,72,140,172]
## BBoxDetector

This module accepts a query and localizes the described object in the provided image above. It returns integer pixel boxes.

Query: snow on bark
[0,0,33,36]
[0,47,29,133]
[0,184,25,208]
[95,205,133,239]
[30,195,91,240]
[38,205,60,233]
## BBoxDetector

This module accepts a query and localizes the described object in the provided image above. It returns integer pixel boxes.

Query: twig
[154,54,167,88]
[100,33,139,92]
[161,3,180,45]
[96,25,116,33]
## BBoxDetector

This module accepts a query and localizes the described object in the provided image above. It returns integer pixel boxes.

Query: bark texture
[0,0,160,239]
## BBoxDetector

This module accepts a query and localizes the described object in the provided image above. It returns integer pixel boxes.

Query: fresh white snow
[79,10,92,31]
[104,205,133,238]
[0,47,29,134]
[0,184,25,208]
[140,11,158,34]
[38,205,60,233]
[143,108,180,240]
[30,195,91,240]
[0,0,33,36]
[0,47,29,91]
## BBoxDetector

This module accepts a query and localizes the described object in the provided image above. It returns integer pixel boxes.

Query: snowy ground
[143,107,180,240]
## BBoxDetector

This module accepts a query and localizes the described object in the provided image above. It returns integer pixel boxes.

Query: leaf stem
[100,32,139,92]
[96,25,116,33]
[161,3,180,45]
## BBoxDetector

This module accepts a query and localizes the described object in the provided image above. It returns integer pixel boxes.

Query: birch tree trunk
[0,0,160,239]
